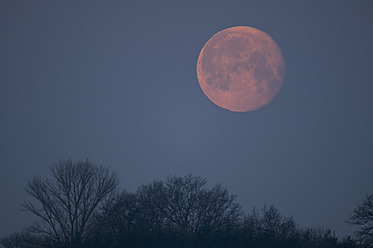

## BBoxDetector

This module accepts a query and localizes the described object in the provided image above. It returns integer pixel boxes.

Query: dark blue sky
[1,1,373,237]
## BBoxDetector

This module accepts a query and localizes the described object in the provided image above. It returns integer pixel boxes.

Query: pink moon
[196,26,286,112]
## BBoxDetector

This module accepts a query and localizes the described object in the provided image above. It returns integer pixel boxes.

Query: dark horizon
[1,160,367,248]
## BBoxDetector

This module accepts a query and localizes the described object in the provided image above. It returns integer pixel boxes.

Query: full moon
[196,26,285,112]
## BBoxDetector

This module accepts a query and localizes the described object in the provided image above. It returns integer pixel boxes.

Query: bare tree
[162,175,207,233]
[22,159,119,247]
[244,205,297,240]
[88,191,141,247]
[137,175,241,234]
[137,180,168,231]
[347,194,373,248]
[0,230,53,248]
[196,183,241,232]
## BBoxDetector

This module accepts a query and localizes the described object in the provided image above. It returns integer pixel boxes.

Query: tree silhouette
[137,175,241,234]
[347,194,373,248]
[0,230,54,248]
[21,159,119,247]
[242,205,298,247]
[137,180,168,232]
[88,191,142,248]
[0,168,361,248]
[299,227,338,248]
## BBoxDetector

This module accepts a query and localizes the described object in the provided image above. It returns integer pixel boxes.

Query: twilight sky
[1,0,373,237]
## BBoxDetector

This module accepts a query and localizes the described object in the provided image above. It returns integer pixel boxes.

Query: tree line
[1,159,372,248]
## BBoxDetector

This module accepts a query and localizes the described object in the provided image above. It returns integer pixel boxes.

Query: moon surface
[196,26,285,112]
